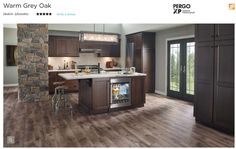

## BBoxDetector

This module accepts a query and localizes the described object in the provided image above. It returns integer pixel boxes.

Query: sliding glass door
[167,38,195,102]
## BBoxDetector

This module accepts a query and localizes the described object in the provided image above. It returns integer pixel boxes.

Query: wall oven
[110,78,131,109]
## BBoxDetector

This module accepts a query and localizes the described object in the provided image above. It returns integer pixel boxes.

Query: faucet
[98,63,100,74]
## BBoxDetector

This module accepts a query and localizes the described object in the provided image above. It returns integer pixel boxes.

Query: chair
[51,81,72,116]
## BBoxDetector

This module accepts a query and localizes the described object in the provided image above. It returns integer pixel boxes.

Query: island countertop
[58,72,146,80]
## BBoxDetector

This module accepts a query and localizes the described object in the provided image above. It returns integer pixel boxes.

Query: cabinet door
[92,78,110,113]
[134,33,142,49]
[131,77,145,107]
[110,44,120,57]
[213,40,234,132]
[134,48,142,73]
[97,44,113,57]
[195,24,215,43]
[195,42,214,124]
[97,42,120,57]
[56,36,67,57]
[56,36,79,57]
[48,36,56,57]
[143,49,155,92]
[67,37,79,56]
[49,72,57,94]
[215,24,234,41]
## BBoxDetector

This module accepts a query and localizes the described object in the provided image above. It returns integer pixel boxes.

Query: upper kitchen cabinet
[195,24,215,43]
[97,40,121,57]
[214,24,234,41]
[48,36,56,57]
[126,32,155,93]
[195,24,234,43]
[48,36,79,57]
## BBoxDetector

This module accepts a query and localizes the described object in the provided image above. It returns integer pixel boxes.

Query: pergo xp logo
[173,4,195,14]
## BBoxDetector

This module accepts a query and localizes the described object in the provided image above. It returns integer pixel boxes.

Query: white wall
[155,25,195,95]
[3,28,18,85]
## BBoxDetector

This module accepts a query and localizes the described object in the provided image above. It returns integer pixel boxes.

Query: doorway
[167,38,195,102]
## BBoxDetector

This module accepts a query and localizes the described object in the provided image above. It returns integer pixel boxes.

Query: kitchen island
[58,72,146,114]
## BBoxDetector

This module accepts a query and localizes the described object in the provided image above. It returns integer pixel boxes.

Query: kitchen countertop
[49,68,123,72]
[48,69,77,72]
[48,69,79,72]
[58,72,146,80]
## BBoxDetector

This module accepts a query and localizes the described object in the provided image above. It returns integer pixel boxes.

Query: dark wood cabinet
[79,78,110,114]
[195,24,234,134]
[126,32,155,92]
[195,42,214,123]
[195,24,215,43]
[213,40,234,132]
[99,44,120,57]
[49,71,79,94]
[49,34,120,57]
[195,24,234,43]
[48,36,79,57]
[49,72,57,93]
[56,36,79,57]
[48,36,56,57]
[215,24,234,41]
[131,76,145,107]
[92,78,110,113]
[79,76,146,114]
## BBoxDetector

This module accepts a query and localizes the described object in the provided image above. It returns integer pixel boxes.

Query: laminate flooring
[3,87,234,147]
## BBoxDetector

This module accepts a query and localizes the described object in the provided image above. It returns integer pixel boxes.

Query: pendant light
[81,24,119,43]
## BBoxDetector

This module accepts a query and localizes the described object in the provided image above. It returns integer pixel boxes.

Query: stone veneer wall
[17,24,49,101]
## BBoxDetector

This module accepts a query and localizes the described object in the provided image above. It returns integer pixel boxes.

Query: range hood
[79,48,102,53]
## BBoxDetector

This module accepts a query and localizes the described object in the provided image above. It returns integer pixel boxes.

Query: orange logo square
[229,3,235,10]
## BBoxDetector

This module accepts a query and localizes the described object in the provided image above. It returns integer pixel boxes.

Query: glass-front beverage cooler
[110,78,131,108]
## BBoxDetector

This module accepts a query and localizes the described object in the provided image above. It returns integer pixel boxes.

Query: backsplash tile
[48,53,120,69]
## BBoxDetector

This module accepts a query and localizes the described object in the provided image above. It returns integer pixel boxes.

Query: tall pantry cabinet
[126,32,155,93]
[195,24,234,134]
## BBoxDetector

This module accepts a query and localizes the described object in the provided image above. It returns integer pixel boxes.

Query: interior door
[167,38,195,102]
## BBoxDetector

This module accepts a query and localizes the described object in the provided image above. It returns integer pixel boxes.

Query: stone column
[17,24,49,101]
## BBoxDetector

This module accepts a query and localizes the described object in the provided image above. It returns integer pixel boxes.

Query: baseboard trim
[155,90,167,96]
[4,84,18,87]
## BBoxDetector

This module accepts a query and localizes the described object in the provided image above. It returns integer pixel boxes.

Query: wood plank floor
[4,87,234,147]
